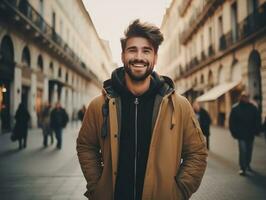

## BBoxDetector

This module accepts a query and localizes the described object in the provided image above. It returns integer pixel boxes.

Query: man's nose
[135,51,143,60]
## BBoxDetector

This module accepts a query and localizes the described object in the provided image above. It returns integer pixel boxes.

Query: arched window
[65,72,68,83]
[37,55,43,72]
[49,62,54,76]
[1,35,14,63]
[200,74,204,84]
[58,67,62,78]
[22,46,31,67]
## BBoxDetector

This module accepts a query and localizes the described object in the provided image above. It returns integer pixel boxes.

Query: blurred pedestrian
[14,103,30,149]
[77,19,207,200]
[229,91,260,176]
[50,102,69,149]
[193,101,212,150]
[262,116,266,142]
[41,102,53,147]
[78,105,86,122]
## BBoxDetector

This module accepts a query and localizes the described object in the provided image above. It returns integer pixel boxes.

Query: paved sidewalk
[0,124,265,199]
[191,126,266,200]
[0,122,87,200]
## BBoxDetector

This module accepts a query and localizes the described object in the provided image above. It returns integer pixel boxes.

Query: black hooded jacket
[106,67,164,200]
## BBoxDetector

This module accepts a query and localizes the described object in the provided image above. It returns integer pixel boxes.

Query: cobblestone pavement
[0,124,265,200]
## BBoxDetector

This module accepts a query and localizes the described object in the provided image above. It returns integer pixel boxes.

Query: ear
[121,52,125,64]
[154,53,158,65]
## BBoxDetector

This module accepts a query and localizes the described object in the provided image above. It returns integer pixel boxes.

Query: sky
[83,0,171,66]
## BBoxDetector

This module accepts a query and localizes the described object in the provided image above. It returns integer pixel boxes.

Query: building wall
[158,0,266,127]
[0,0,114,131]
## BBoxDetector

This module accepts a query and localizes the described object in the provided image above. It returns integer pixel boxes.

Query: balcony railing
[179,0,225,45]
[179,2,266,78]
[219,2,266,52]
[0,0,100,85]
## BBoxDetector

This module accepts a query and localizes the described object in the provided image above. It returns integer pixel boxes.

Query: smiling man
[77,19,207,200]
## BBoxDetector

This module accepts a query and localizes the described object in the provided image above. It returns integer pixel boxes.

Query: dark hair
[120,19,164,53]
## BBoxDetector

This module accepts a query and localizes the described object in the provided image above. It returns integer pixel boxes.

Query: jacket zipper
[134,97,139,200]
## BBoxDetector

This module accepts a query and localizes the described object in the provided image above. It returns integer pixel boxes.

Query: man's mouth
[130,62,148,68]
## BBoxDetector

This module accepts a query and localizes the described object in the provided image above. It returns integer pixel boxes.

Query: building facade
[158,0,266,127]
[0,0,114,133]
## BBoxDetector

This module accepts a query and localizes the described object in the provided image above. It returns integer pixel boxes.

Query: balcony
[179,2,266,79]
[219,2,266,52]
[0,0,101,86]
[179,0,225,45]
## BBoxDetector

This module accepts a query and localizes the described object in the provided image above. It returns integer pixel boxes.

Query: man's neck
[125,73,151,96]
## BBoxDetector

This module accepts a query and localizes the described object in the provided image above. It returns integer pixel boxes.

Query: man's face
[122,37,157,82]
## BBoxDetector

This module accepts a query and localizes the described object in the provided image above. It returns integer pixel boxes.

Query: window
[65,72,68,82]
[22,46,31,67]
[218,16,223,38]
[231,2,238,42]
[58,67,62,78]
[49,62,54,75]
[39,0,44,17]
[37,55,43,72]
[52,11,56,31]
[209,26,213,45]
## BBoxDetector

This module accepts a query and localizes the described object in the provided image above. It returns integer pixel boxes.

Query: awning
[196,81,241,102]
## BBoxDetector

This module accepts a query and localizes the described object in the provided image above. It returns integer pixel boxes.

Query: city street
[0,123,265,200]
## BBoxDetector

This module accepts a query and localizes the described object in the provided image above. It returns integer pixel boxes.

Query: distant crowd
[11,101,86,150]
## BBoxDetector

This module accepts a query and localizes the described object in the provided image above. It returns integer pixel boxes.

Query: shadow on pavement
[247,170,266,191]
[0,148,21,157]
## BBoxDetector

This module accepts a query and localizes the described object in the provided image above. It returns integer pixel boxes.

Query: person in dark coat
[14,103,30,149]
[50,102,69,149]
[262,116,266,143]
[193,101,212,150]
[77,105,86,122]
[229,91,260,176]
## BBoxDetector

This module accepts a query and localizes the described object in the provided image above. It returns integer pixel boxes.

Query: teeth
[132,63,146,67]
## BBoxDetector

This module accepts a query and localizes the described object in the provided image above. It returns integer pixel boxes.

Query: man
[193,101,212,150]
[77,19,207,200]
[229,91,260,176]
[41,102,53,147]
[50,102,69,149]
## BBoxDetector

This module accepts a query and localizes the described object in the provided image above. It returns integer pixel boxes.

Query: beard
[124,59,154,82]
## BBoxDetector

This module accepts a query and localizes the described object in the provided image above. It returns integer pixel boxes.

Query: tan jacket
[77,88,207,200]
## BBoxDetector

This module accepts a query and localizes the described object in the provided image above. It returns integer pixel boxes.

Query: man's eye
[143,50,151,53]
[128,49,136,53]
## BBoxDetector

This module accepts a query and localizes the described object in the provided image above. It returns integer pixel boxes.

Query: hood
[103,67,175,98]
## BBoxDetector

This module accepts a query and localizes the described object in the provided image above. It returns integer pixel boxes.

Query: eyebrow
[125,46,153,51]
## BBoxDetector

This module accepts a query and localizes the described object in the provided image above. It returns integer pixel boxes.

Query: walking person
[193,101,212,150]
[229,91,260,176]
[262,116,266,142]
[77,105,86,122]
[14,103,30,149]
[77,19,207,200]
[50,102,69,149]
[41,102,53,147]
